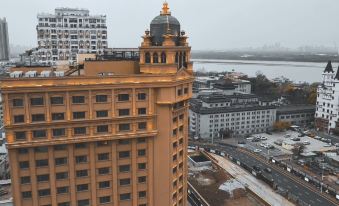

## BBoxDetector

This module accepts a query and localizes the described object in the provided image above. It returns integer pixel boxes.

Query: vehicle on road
[284,134,291,138]
[291,137,300,141]
[303,141,310,145]
[314,136,321,140]
[254,149,262,153]
[335,143,339,147]
[246,137,254,141]
[238,141,246,145]
[260,136,267,140]
[324,143,332,147]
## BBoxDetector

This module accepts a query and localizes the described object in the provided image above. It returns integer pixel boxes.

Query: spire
[324,61,334,73]
[161,1,171,16]
[335,66,339,80]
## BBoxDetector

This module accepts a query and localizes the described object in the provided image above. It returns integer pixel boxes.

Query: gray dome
[150,15,181,46]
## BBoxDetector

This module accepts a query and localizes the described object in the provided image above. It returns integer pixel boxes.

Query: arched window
[145,52,151,63]
[153,53,159,63]
[161,52,166,63]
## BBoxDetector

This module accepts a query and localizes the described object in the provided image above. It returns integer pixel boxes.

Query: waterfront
[193,59,329,83]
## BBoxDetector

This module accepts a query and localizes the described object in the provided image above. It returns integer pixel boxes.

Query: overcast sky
[1,0,339,50]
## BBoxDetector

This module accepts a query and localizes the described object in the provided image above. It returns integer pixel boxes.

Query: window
[138,149,146,156]
[99,196,111,204]
[96,141,110,147]
[177,89,182,96]
[73,111,85,119]
[138,176,146,183]
[18,148,28,154]
[138,122,147,130]
[76,169,88,177]
[13,98,23,107]
[120,193,131,201]
[153,53,158,63]
[53,128,66,137]
[96,110,108,118]
[137,138,146,143]
[31,97,44,106]
[32,114,45,122]
[145,52,151,63]
[118,94,129,101]
[138,93,146,100]
[21,176,31,184]
[119,139,130,145]
[75,155,87,164]
[14,115,24,123]
[55,157,67,166]
[22,191,32,199]
[97,125,108,133]
[33,130,47,138]
[72,96,85,104]
[50,96,64,105]
[34,147,48,153]
[119,109,130,116]
[119,165,130,172]
[99,181,110,189]
[57,186,69,194]
[138,108,146,115]
[184,88,188,94]
[119,151,130,158]
[98,167,110,175]
[119,123,130,131]
[75,143,87,149]
[38,189,50,197]
[56,172,68,180]
[54,144,67,150]
[77,199,89,206]
[139,191,146,198]
[161,52,166,63]
[15,131,26,141]
[138,163,146,170]
[96,95,107,102]
[98,153,109,161]
[77,184,89,192]
[36,159,48,167]
[52,113,64,120]
[74,127,86,135]
[58,202,70,206]
[37,174,49,182]
[119,178,130,186]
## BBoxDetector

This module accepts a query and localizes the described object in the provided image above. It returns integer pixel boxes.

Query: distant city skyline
[1,0,339,50]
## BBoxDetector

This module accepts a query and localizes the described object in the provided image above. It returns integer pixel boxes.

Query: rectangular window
[22,191,32,199]
[120,193,131,201]
[77,184,89,192]
[18,148,28,154]
[119,151,130,158]
[31,114,45,122]
[57,186,69,194]
[97,125,108,133]
[72,96,85,104]
[52,113,64,120]
[98,167,110,175]
[96,95,108,102]
[53,128,66,137]
[74,127,86,135]
[76,169,88,177]
[138,93,146,100]
[184,88,188,94]
[119,178,130,186]
[138,122,147,130]
[50,96,64,105]
[37,174,49,182]
[14,115,24,123]
[138,176,146,183]
[99,196,111,204]
[138,108,147,115]
[15,131,26,141]
[96,141,110,147]
[73,111,85,119]
[38,189,50,197]
[36,159,48,167]
[34,147,48,153]
[119,109,130,116]
[96,110,108,118]
[21,176,31,184]
[138,149,146,156]
[77,199,89,206]
[54,144,67,151]
[56,172,68,180]
[118,94,129,101]
[75,143,87,149]
[98,153,109,161]
[58,202,70,206]
[137,138,146,143]
[119,123,130,131]
[33,130,47,138]
[98,181,110,189]
[75,155,87,164]
[177,89,182,96]
[119,165,130,172]
[13,98,24,107]
[138,163,146,170]
[139,191,146,198]
[119,139,130,145]
[55,157,67,166]
[31,97,44,106]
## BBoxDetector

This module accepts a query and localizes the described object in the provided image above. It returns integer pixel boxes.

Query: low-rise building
[276,105,315,126]
[190,93,276,139]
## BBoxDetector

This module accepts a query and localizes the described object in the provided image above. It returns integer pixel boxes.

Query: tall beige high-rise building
[2,3,193,206]
[0,17,10,61]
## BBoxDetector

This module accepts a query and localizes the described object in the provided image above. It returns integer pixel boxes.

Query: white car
[260,136,267,140]
[324,143,332,147]
[254,149,262,153]
[246,137,254,140]
[303,141,310,145]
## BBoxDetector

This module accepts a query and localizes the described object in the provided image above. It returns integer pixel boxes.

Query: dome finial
[161,1,171,16]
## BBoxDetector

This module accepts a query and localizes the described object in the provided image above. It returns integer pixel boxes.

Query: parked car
[298,133,305,137]
[246,137,254,140]
[254,149,262,153]
[314,136,321,140]
[303,141,310,145]
[274,140,282,146]
[264,168,272,173]
[238,141,246,145]
[260,136,267,140]
[324,143,332,147]
[284,134,291,138]
[291,137,300,141]
[335,143,339,147]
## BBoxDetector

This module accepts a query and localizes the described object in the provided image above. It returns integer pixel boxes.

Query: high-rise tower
[3,3,193,206]
[0,18,10,61]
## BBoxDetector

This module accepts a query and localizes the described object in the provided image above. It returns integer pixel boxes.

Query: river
[192,59,332,83]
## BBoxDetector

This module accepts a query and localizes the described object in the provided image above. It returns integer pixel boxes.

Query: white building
[190,93,276,139]
[315,61,339,133]
[34,8,108,65]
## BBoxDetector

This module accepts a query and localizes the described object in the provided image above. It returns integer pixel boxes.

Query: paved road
[191,142,338,206]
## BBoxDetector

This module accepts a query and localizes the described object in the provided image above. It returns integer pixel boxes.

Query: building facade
[190,93,276,139]
[315,61,339,133]
[35,8,108,65]
[276,105,315,126]
[2,3,193,206]
[0,18,10,61]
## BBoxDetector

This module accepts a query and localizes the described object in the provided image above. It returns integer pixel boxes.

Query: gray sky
[1,0,339,50]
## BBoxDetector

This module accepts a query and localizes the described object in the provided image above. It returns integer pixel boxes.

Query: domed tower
[139,2,193,74]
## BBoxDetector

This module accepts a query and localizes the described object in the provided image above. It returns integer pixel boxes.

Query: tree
[273,121,291,132]
[291,143,305,156]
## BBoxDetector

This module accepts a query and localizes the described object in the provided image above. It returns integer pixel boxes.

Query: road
[191,142,339,206]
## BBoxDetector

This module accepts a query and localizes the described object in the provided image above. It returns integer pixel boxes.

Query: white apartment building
[34,8,108,65]
[315,61,339,133]
[190,93,276,139]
